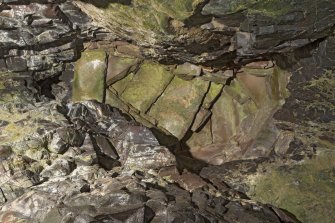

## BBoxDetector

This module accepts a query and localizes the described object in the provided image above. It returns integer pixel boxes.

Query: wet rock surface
[0,1,334,223]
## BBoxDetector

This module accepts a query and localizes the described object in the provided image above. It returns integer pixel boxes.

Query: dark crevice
[35,73,62,100]
[79,0,132,8]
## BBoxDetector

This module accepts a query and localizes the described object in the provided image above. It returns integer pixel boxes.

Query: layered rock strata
[0,0,334,222]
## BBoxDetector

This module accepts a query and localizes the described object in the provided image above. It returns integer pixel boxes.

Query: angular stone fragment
[187,121,213,152]
[211,81,256,145]
[27,55,53,71]
[160,167,207,192]
[148,76,209,139]
[173,62,202,80]
[0,191,58,223]
[123,144,176,171]
[68,134,97,166]
[192,83,223,135]
[201,69,234,84]
[91,135,120,170]
[106,55,139,85]
[48,127,85,154]
[191,108,211,132]
[110,72,134,95]
[202,82,224,109]
[105,89,130,113]
[116,43,142,58]
[92,135,118,159]
[40,159,75,178]
[121,62,174,113]
[72,50,107,102]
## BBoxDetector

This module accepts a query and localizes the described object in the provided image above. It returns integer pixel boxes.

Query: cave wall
[71,46,291,164]
[0,0,334,222]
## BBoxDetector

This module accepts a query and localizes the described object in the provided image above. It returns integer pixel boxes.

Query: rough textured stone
[173,62,202,80]
[148,76,209,139]
[0,1,334,223]
[72,50,107,102]
[106,55,139,85]
[74,0,335,66]
[121,62,174,113]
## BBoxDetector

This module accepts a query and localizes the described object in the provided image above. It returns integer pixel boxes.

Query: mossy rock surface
[75,0,204,45]
[111,72,135,95]
[106,55,139,85]
[120,62,174,113]
[203,0,307,17]
[202,82,223,109]
[250,150,335,223]
[148,76,209,139]
[72,50,107,102]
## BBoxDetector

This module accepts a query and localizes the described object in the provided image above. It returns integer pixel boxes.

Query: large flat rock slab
[148,76,209,139]
[121,62,174,113]
[72,50,107,102]
[106,55,139,85]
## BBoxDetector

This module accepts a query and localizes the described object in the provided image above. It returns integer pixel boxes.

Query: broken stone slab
[72,49,107,103]
[40,158,76,178]
[127,108,156,129]
[106,55,140,85]
[0,191,58,223]
[92,135,118,160]
[201,69,234,84]
[187,120,213,152]
[93,206,155,223]
[185,78,223,134]
[120,62,174,113]
[66,134,98,166]
[91,135,120,170]
[123,144,176,171]
[159,167,207,192]
[202,82,224,109]
[241,63,275,77]
[48,127,85,154]
[173,62,202,80]
[148,76,209,139]
[110,72,135,95]
[26,54,54,71]
[211,80,256,145]
[0,59,7,72]
[111,125,163,164]
[115,43,142,58]
[105,89,130,113]
[190,108,212,132]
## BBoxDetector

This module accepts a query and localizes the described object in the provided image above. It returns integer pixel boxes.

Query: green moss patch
[72,50,107,102]
[250,151,335,223]
[148,76,209,139]
[120,62,174,113]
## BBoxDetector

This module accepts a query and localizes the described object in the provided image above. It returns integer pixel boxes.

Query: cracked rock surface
[0,0,334,223]
[0,72,298,223]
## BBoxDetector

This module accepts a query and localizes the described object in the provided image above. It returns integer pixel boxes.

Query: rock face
[72,50,107,102]
[73,49,290,164]
[199,37,335,223]
[0,0,334,223]
[0,71,297,223]
[74,0,335,65]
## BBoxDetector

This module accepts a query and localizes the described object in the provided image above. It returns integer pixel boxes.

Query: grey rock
[40,158,75,178]
[5,56,27,72]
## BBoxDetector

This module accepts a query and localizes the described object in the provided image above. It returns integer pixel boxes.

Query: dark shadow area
[150,127,208,173]
[79,0,132,8]
[36,74,61,100]
[270,207,303,223]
